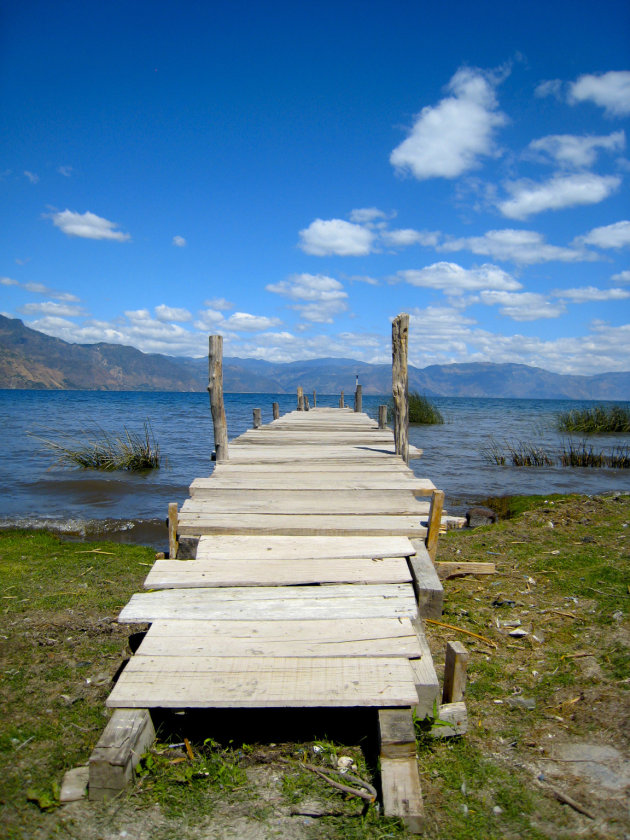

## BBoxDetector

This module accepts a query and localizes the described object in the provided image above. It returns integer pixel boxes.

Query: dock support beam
[252,408,261,429]
[354,384,362,413]
[89,709,155,801]
[208,335,229,461]
[313,390,317,407]
[426,489,444,560]
[272,401,280,420]
[378,404,387,429]
[392,313,409,464]
[168,502,178,559]
[297,386,304,411]
[339,389,344,408]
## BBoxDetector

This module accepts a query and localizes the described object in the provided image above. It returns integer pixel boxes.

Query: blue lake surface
[1,390,628,548]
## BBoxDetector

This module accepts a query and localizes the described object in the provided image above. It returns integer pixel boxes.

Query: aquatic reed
[389,392,444,425]
[482,437,630,469]
[556,404,630,434]
[34,421,161,471]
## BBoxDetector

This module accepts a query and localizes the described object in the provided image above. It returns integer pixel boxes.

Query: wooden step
[177,513,429,537]
[195,535,415,561]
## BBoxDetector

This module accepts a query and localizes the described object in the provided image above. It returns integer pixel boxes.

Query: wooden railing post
[379,404,388,429]
[272,401,280,420]
[354,384,362,413]
[168,502,178,559]
[304,394,310,411]
[297,386,304,411]
[208,335,229,461]
[426,489,444,560]
[253,408,261,429]
[339,389,345,408]
[392,313,409,463]
[313,390,317,407]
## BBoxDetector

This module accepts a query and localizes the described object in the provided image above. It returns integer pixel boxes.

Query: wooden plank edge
[380,755,424,833]
[407,540,443,620]
[88,708,155,801]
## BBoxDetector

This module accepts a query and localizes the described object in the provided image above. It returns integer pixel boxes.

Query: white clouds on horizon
[396,261,521,294]
[479,290,566,321]
[553,285,630,303]
[298,218,375,256]
[155,304,192,322]
[266,273,348,323]
[390,66,507,180]
[498,173,621,219]
[48,209,131,241]
[439,228,592,265]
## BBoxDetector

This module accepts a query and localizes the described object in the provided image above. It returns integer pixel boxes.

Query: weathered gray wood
[89,709,155,801]
[180,493,432,516]
[432,701,468,737]
[118,584,419,623]
[408,540,444,619]
[354,384,362,413]
[191,476,436,494]
[339,390,344,408]
[252,408,261,429]
[378,708,417,758]
[392,313,409,464]
[380,756,424,833]
[272,401,280,420]
[136,617,423,658]
[106,656,421,709]
[177,512,429,537]
[195,534,415,561]
[144,556,412,588]
[167,502,178,560]
[208,335,229,461]
[60,766,89,803]
[304,394,310,411]
[313,390,316,407]
[297,386,304,411]
[442,641,469,704]
[379,404,388,429]
[436,561,496,579]
[426,489,445,560]
[410,619,440,717]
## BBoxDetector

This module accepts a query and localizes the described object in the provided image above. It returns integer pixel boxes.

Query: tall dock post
[392,313,409,464]
[208,335,229,461]
[252,408,261,429]
[378,404,388,429]
[339,389,345,408]
[272,401,280,420]
[354,384,362,413]
[297,386,305,411]
[313,390,317,407]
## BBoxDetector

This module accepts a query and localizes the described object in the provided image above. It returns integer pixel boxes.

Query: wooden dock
[98,405,458,829]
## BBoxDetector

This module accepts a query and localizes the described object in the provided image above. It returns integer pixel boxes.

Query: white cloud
[1,277,18,286]
[381,228,440,248]
[553,286,630,303]
[348,207,390,223]
[204,297,233,310]
[534,79,563,100]
[125,308,152,321]
[390,66,507,180]
[172,235,187,247]
[155,304,192,322]
[397,261,521,294]
[612,270,630,283]
[479,290,566,321]
[24,171,39,184]
[578,220,630,249]
[267,273,348,323]
[20,300,85,318]
[1,277,81,301]
[569,71,630,117]
[528,131,625,168]
[408,306,477,359]
[195,309,225,330]
[220,312,282,332]
[498,173,621,219]
[298,218,375,256]
[57,166,73,177]
[440,228,592,265]
[49,209,131,241]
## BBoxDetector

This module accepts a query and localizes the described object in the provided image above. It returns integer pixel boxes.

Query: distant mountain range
[1,314,629,400]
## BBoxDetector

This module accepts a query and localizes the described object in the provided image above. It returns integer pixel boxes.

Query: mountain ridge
[1,315,628,400]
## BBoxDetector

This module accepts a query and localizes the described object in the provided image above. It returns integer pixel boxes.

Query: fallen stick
[279,757,376,802]
[424,618,497,648]
[547,784,595,819]
[435,561,495,580]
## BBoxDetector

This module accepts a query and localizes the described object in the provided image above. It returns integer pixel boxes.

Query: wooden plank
[408,540,444,620]
[177,513,429,537]
[118,584,419,623]
[210,461,415,473]
[380,756,424,833]
[218,447,423,463]
[190,477,435,494]
[180,494,431,516]
[432,701,468,737]
[435,561,496,579]
[106,656,421,708]
[378,708,417,759]
[425,490,444,560]
[411,620,440,717]
[88,709,155,801]
[144,556,412,588]
[136,617,423,658]
[195,535,415,561]
[442,641,469,704]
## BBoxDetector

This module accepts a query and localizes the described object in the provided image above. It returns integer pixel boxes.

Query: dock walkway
[103,406,450,828]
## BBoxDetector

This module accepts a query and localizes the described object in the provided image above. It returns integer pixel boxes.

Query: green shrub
[556,404,630,434]
[33,421,161,471]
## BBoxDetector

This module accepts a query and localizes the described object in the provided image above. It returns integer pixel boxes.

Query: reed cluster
[556,404,630,433]
[35,422,161,471]
[482,437,630,469]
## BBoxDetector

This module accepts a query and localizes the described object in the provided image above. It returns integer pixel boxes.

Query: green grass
[482,437,630,468]
[33,421,161,471]
[389,392,444,425]
[556,404,630,434]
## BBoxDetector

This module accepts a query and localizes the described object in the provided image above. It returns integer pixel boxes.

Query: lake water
[1,390,628,549]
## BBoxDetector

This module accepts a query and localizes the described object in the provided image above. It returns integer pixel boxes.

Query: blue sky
[1,0,629,375]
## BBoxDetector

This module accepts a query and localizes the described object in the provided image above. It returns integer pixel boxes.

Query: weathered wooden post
[297,386,304,411]
[339,389,345,408]
[208,335,229,461]
[304,394,310,411]
[253,408,261,429]
[392,313,409,463]
[354,384,362,413]
[378,404,388,429]
[313,390,317,407]
[168,502,178,559]
[272,401,280,420]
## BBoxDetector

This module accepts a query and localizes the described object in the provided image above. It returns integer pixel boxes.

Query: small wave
[0,516,168,548]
